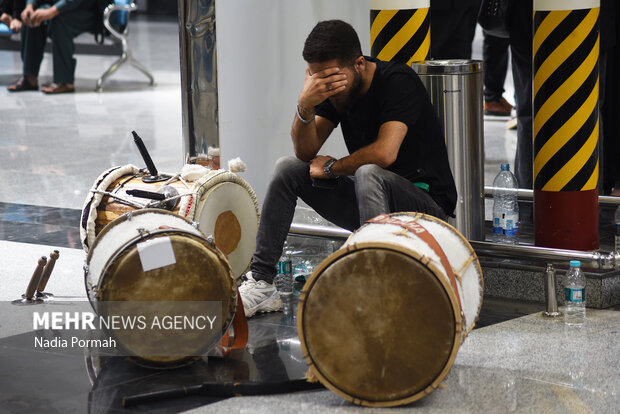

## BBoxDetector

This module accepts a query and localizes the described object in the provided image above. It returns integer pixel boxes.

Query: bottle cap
[501,163,510,171]
[569,260,581,267]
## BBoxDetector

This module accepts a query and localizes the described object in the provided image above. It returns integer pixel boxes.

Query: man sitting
[239,20,457,318]
[7,0,96,93]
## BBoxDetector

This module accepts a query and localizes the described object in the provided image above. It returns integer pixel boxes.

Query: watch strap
[323,158,337,179]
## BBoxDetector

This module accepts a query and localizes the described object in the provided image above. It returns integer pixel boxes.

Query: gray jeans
[250,156,447,283]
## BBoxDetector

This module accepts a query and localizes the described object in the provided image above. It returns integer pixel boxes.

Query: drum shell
[297,213,484,406]
[81,165,260,278]
[93,174,190,235]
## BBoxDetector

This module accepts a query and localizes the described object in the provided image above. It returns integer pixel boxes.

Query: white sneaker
[239,272,282,318]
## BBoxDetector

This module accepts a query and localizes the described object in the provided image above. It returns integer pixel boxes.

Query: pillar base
[534,189,599,251]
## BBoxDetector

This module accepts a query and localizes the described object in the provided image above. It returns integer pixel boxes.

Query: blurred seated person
[0,0,25,33]
[7,0,96,93]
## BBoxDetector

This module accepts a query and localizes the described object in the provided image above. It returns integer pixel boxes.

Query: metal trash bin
[412,60,484,241]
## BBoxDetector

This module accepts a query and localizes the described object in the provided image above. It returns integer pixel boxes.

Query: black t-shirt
[315,57,457,216]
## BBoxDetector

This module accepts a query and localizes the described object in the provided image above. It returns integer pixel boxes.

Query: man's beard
[329,68,363,112]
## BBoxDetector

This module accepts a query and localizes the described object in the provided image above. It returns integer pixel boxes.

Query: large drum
[298,212,484,407]
[84,209,237,367]
[80,164,260,278]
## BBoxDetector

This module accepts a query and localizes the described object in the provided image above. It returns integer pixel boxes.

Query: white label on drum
[137,237,176,272]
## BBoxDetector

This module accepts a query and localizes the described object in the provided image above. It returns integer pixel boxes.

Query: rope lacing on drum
[90,189,199,210]
[178,169,260,222]
[137,227,150,239]
[164,173,192,190]
[452,255,476,283]
[81,164,141,253]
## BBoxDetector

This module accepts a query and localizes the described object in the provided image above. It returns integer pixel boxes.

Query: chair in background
[96,0,154,92]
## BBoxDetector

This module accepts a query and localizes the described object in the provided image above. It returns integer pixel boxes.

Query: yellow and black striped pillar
[370,0,430,65]
[533,0,600,250]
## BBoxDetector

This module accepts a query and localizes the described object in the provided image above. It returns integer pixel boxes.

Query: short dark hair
[302,20,362,66]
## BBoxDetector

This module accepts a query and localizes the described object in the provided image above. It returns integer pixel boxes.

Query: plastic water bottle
[492,163,519,244]
[564,260,586,325]
[275,253,294,314]
[615,206,620,252]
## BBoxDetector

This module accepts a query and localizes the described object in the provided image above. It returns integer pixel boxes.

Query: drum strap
[367,215,465,322]
[218,288,249,356]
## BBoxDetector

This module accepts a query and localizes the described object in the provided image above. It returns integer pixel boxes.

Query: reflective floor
[1,15,619,414]
[0,17,183,210]
[0,304,318,413]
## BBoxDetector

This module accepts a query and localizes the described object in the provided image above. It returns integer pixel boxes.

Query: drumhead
[192,179,259,278]
[298,243,461,407]
[351,213,484,334]
[85,210,237,367]
[85,209,203,301]
[98,232,235,365]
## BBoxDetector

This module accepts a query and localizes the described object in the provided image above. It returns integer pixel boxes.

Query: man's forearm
[328,120,405,176]
[291,108,322,162]
[329,141,394,177]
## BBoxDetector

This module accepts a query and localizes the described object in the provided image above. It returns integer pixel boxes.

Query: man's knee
[270,156,309,188]
[273,156,307,176]
[354,164,385,183]
[47,16,65,37]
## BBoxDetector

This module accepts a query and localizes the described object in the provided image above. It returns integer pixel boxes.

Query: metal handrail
[289,223,620,270]
[484,186,620,206]
[469,240,619,270]
[289,223,352,240]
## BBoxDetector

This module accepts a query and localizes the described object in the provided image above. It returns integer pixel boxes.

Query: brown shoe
[41,83,75,94]
[484,97,513,116]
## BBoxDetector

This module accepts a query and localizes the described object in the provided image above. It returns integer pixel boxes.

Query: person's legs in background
[482,31,513,116]
[430,2,480,59]
[508,0,533,193]
[44,8,97,93]
[7,19,46,91]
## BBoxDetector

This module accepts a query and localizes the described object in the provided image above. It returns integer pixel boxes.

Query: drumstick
[126,189,166,200]
[24,257,47,300]
[37,250,59,293]
[122,380,323,407]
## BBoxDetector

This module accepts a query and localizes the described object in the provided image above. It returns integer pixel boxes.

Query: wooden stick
[37,250,59,292]
[24,257,47,299]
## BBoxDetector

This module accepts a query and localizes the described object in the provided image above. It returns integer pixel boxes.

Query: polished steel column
[412,60,485,240]
[178,0,219,167]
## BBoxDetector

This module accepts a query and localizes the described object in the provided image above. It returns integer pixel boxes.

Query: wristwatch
[323,158,338,179]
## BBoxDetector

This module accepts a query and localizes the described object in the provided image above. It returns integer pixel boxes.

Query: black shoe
[7,76,38,92]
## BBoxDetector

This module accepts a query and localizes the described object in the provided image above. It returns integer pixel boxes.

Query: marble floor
[0,15,619,414]
[1,236,618,413]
